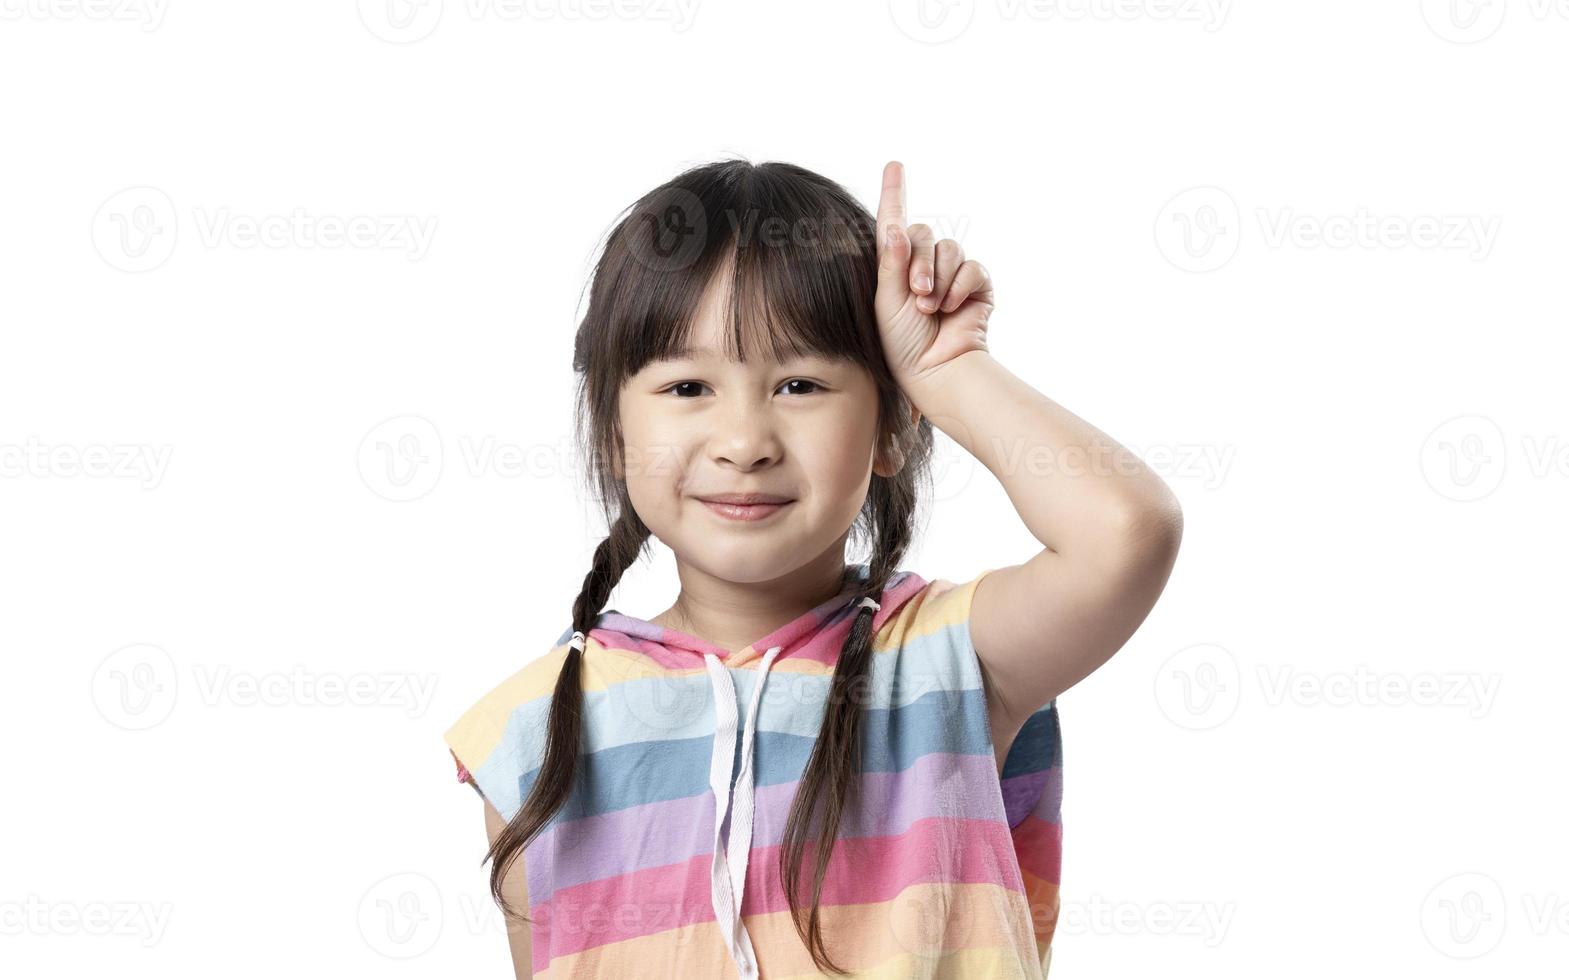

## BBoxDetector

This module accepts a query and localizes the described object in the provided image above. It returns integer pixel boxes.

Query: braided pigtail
[484,509,651,920]
[778,474,920,974]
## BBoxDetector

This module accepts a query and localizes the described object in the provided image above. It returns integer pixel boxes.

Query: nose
[709,396,783,471]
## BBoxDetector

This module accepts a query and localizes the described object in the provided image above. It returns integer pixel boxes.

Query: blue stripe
[1001,702,1062,778]
[509,686,1032,826]
[500,617,989,760]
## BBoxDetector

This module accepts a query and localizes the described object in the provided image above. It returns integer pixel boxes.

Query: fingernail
[915,273,932,291]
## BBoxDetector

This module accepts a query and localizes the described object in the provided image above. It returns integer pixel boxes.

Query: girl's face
[617,274,905,585]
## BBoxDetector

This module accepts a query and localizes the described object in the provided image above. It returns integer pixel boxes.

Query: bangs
[597,162,882,379]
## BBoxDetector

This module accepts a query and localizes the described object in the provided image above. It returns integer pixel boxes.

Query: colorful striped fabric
[444,564,1063,978]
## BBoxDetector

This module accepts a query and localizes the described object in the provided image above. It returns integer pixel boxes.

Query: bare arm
[915,349,1184,741]
[870,161,1184,752]
[483,799,533,979]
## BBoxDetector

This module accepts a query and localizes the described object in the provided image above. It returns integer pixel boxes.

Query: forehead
[657,270,828,366]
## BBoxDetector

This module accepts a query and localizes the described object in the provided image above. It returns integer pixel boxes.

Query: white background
[3,1,1565,977]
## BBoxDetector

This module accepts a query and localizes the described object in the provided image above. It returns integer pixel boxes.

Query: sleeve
[442,644,565,822]
[909,569,1064,963]
[1003,701,1063,962]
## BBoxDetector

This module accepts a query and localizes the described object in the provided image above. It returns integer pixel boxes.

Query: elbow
[1109,491,1184,570]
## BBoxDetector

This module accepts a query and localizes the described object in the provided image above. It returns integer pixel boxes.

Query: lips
[696,493,794,522]
[697,492,793,505]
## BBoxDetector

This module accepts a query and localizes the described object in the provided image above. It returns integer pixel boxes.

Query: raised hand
[873,160,995,391]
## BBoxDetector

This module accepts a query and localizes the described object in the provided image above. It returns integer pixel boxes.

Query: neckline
[590,563,928,665]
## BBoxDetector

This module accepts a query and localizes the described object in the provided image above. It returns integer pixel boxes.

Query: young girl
[444,160,1183,979]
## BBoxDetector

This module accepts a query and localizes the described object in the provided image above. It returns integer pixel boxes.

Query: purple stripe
[1001,769,1050,828]
[525,751,1024,905]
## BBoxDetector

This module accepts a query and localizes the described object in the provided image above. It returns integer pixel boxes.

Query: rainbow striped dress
[444,565,1063,978]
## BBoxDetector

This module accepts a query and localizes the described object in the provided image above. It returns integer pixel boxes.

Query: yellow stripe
[535,880,1043,979]
[1018,870,1062,953]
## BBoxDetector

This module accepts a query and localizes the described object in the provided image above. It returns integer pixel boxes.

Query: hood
[572,562,930,669]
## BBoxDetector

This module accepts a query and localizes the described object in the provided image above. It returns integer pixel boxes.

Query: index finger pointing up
[876,160,907,251]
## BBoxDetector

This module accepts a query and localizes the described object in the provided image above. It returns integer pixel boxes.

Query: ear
[872,402,922,478]
[610,416,626,482]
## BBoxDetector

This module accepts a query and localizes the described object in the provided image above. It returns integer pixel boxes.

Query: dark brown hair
[484,158,935,974]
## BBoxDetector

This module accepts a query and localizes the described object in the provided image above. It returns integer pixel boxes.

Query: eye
[659,379,824,397]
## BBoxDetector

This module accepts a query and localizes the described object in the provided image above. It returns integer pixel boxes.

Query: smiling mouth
[696,498,793,522]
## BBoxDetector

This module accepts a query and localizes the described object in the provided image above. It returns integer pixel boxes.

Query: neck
[654,550,858,655]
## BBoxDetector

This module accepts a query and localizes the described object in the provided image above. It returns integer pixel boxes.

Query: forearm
[903,350,1181,560]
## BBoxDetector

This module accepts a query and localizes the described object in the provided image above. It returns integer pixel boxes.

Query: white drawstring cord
[702,645,783,978]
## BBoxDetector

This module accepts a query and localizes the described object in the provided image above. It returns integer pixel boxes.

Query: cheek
[618,408,692,491]
[798,418,877,496]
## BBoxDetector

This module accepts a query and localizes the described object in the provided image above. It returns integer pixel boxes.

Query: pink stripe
[588,631,707,671]
[1011,815,1062,883]
[526,753,1011,902]
[533,817,1025,958]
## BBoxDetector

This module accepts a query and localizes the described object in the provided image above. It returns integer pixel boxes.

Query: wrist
[898,349,994,417]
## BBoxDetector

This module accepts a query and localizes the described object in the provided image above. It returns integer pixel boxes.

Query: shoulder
[443,637,575,821]
[866,569,1002,700]
[877,567,999,645]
